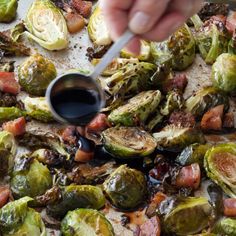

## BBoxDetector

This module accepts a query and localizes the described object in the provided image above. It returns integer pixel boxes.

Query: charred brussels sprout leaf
[10,23,25,42]
[0,61,14,72]
[47,184,105,218]
[25,0,68,50]
[102,127,156,158]
[0,0,18,23]
[163,197,212,235]
[104,165,147,209]
[0,107,25,122]
[211,53,236,93]
[212,217,236,236]
[153,125,205,152]
[185,86,229,118]
[151,24,195,70]
[0,196,46,236]
[11,157,52,199]
[18,54,57,96]
[204,143,236,197]
[61,209,114,236]
[108,90,161,126]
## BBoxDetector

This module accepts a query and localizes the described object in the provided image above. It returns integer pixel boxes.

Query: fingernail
[129,12,151,34]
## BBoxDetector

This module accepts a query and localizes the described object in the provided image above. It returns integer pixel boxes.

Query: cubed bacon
[0,72,20,95]
[2,117,26,136]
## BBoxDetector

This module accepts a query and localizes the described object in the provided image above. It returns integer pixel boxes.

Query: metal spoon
[46,30,134,126]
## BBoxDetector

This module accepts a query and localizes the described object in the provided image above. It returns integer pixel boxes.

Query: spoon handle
[91,29,135,80]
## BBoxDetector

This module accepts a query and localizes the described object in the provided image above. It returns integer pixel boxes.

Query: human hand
[100,0,203,54]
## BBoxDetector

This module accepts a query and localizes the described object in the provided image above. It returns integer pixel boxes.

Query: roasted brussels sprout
[163,197,212,235]
[185,86,229,118]
[211,53,236,93]
[104,165,147,209]
[176,143,211,167]
[47,184,105,218]
[0,0,18,23]
[23,96,54,122]
[18,54,57,96]
[25,0,69,50]
[212,217,236,236]
[0,61,15,72]
[108,90,161,126]
[61,209,114,236]
[10,23,25,42]
[204,143,236,197]
[151,24,195,70]
[11,156,52,199]
[0,107,25,122]
[153,125,205,152]
[191,14,230,64]
[0,197,46,236]
[102,127,157,158]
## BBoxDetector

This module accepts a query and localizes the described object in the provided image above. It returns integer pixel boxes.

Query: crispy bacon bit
[2,117,26,136]
[169,111,196,128]
[61,126,77,145]
[226,11,236,34]
[86,113,110,133]
[224,198,236,217]
[223,112,235,128]
[71,0,92,18]
[201,105,224,131]
[163,74,188,94]
[65,12,85,34]
[139,216,161,236]
[0,186,10,208]
[0,72,20,95]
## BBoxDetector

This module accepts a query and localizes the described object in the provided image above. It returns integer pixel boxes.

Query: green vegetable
[145,110,163,131]
[25,0,68,50]
[212,217,236,236]
[0,0,18,23]
[23,96,54,122]
[0,107,25,122]
[18,54,57,96]
[108,90,162,126]
[153,125,205,152]
[0,61,14,72]
[61,209,114,236]
[204,143,236,197]
[151,24,195,70]
[10,23,25,42]
[211,53,236,93]
[104,165,147,209]
[11,157,52,199]
[163,197,212,235]
[0,197,46,236]
[185,86,229,118]
[102,127,157,158]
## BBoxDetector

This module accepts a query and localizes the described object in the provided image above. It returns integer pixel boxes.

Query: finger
[128,0,171,35]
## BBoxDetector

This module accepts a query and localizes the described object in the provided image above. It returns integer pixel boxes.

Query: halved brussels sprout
[211,53,236,93]
[47,184,105,218]
[212,217,236,236]
[102,127,157,158]
[88,7,112,46]
[163,197,212,235]
[0,197,46,236]
[151,24,195,70]
[104,165,147,209]
[24,0,69,50]
[153,125,205,152]
[204,143,236,197]
[0,130,16,155]
[11,157,52,199]
[0,0,18,23]
[0,107,25,122]
[61,209,114,236]
[23,96,54,122]
[176,143,211,167]
[108,90,162,126]
[18,54,57,96]
[185,86,229,118]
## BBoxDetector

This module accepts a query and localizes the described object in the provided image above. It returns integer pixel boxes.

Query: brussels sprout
[153,125,205,152]
[0,0,17,23]
[163,197,212,235]
[145,110,163,131]
[11,156,52,199]
[0,130,16,155]
[24,0,68,50]
[88,7,112,46]
[104,165,147,209]
[47,184,105,218]
[102,127,157,158]
[151,24,195,70]
[23,96,54,122]
[204,143,236,197]
[191,14,230,64]
[185,87,229,118]
[212,217,236,236]
[0,61,14,72]
[108,90,162,126]
[61,209,114,236]
[0,107,25,122]
[176,143,211,167]
[18,54,57,96]
[10,23,25,42]
[0,197,46,236]
[211,53,236,93]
